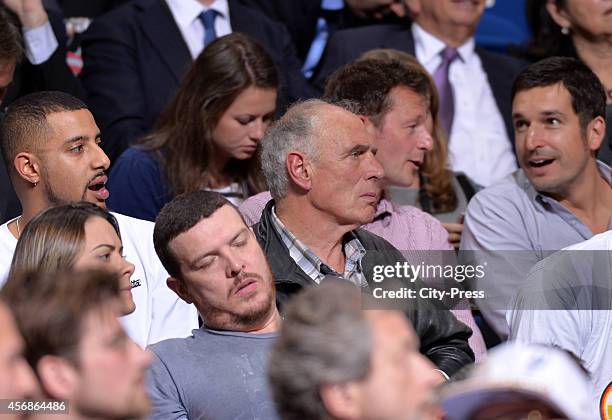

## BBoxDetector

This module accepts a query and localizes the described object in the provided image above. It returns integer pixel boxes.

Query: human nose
[224,250,245,278]
[94,143,111,170]
[523,124,544,152]
[365,151,385,180]
[249,119,266,141]
[417,126,434,151]
[121,258,136,281]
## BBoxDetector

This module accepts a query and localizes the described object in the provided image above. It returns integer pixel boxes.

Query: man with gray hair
[254,99,474,377]
[268,281,442,420]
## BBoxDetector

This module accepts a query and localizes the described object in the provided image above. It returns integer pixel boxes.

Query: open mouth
[88,174,107,189]
[528,158,555,168]
[408,160,422,169]
[87,175,109,200]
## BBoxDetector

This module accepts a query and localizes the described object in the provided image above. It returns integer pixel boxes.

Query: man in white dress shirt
[0,90,198,347]
[80,0,310,162]
[317,0,527,187]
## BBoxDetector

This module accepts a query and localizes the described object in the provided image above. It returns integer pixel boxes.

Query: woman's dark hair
[140,33,279,196]
[522,0,576,61]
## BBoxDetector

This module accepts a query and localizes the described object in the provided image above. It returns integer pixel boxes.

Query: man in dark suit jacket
[80,0,312,163]
[316,23,524,144]
[2,1,84,106]
[238,0,406,65]
[57,0,131,17]
[315,0,527,188]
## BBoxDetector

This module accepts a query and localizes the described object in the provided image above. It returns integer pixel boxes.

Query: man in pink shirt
[239,58,486,360]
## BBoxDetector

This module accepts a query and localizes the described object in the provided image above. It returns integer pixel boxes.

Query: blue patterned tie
[198,9,218,48]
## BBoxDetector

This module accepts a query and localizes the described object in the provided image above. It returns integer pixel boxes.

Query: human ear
[286,152,312,191]
[37,355,79,401]
[586,116,605,151]
[167,277,193,304]
[14,152,41,186]
[545,0,571,31]
[320,382,362,419]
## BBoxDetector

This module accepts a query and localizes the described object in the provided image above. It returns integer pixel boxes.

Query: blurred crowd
[0,1,610,419]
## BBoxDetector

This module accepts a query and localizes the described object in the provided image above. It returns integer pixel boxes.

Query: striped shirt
[269,206,367,287]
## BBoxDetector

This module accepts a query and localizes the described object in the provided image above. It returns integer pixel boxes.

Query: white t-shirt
[0,213,198,348]
[508,231,612,418]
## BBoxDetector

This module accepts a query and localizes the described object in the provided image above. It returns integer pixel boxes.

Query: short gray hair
[268,281,373,420]
[260,99,328,200]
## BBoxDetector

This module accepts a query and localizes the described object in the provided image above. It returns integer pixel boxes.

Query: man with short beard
[149,190,282,420]
[0,91,198,346]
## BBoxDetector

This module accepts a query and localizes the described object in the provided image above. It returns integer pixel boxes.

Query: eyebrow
[512,110,564,120]
[344,144,369,157]
[190,228,249,267]
[539,110,564,118]
[91,244,115,252]
[63,132,102,145]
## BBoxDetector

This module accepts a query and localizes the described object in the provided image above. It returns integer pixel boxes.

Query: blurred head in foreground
[439,341,591,420]
[268,280,441,420]
[2,269,152,419]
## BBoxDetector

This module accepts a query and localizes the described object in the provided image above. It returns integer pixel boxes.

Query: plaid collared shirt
[270,207,367,287]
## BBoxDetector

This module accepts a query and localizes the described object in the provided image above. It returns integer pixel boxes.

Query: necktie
[301,2,343,79]
[198,9,218,48]
[432,47,459,138]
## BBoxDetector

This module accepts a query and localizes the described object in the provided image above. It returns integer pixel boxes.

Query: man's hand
[2,0,48,29]
[345,0,406,19]
[442,222,464,249]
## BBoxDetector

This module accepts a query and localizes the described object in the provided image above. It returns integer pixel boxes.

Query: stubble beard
[41,166,90,207]
[200,268,277,332]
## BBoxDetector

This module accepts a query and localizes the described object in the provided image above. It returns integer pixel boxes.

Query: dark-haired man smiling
[461,57,612,338]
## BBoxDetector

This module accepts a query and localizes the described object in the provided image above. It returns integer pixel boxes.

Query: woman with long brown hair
[107,33,279,221]
[8,202,136,316]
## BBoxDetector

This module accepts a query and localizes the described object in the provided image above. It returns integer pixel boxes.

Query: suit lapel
[137,0,191,83]
[385,25,416,55]
[476,46,515,141]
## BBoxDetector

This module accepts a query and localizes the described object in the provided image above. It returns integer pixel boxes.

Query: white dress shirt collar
[410,23,516,187]
[165,0,230,32]
[165,0,231,59]
[412,23,475,65]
